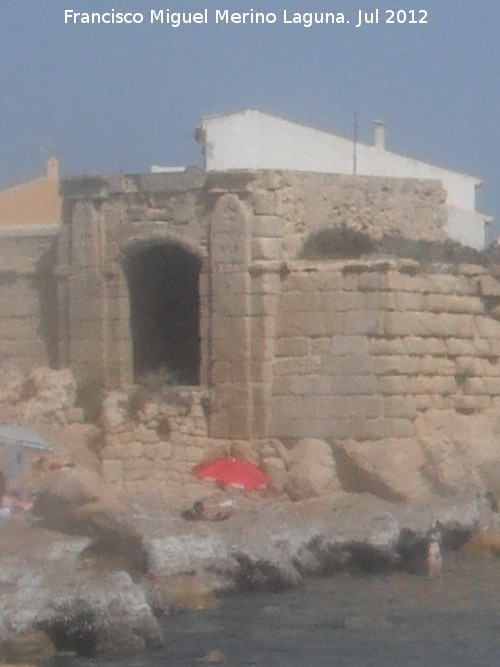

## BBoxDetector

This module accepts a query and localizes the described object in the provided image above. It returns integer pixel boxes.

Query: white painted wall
[198,109,489,248]
[446,207,488,250]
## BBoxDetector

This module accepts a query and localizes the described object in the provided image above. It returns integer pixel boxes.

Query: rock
[144,573,220,613]
[200,648,227,663]
[461,527,500,559]
[419,437,482,496]
[230,440,259,463]
[32,468,148,578]
[0,368,25,406]
[285,439,343,500]
[415,409,500,471]
[261,457,288,494]
[39,571,162,656]
[19,368,77,424]
[0,631,55,664]
[332,438,433,503]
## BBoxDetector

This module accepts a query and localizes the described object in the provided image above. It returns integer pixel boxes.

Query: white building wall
[446,207,486,250]
[199,110,489,247]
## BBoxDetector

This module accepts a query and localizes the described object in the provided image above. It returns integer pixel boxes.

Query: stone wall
[100,387,210,495]
[0,226,58,371]
[272,258,500,440]
[58,169,447,441]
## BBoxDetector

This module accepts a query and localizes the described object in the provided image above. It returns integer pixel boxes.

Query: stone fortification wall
[0,226,58,371]
[272,258,500,440]
[58,169,447,440]
[99,387,210,494]
[247,171,446,263]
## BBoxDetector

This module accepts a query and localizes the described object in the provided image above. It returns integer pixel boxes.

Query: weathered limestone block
[419,438,482,495]
[428,274,460,295]
[364,290,397,310]
[364,418,414,440]
[252,237,283,261]
[333,438,436,502]
[330,375,377,395]
[285,438,343,500]
[373,355,420,376]
[478,274,500,297]
[252,189,280,215]
[329,335,368,356]
[252,215,283,237]
[394,292,426,311]
[278,311,334,337]
[323,291,367,311]
[230,439,259,462]
[383,311,475,338]
[419,355,457,376]
[476,316,500,339]
[325,353,373,376]
[288,375,332,396]
[298,270,344,293]
[275,336,309,358]
[384,396,419,419]
[414,409,500,468]
[381,272,428,293]
[452,395,491,414]
[425,293,483,314]
[406,375,457,395]
[457,263,488,277]
[368,338,407,356]
[261,456,288,494]
[404,336,447,356]
[280,291,320,313]
[344,310,383,336]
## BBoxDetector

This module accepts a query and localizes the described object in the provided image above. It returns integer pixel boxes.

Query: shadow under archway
[124,243,201,386]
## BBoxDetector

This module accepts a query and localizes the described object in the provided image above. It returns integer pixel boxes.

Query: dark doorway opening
[125,244,201,385]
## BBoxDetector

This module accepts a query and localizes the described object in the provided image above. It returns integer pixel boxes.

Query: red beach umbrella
[193,457,271,491]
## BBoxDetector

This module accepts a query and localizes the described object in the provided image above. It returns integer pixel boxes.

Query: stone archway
[124,243,202,386]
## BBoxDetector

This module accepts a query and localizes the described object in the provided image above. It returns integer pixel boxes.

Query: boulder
[461,527,500,559]
[230,440,259,463]
[415,409,495,494]
[39,571,162,656]
[32,468,148,578]
[332,438,432,503]
[261,457,288,495]
[0,630,55,664]
[419,437,482,496]
[285,439,343,500]
[144,572,220,613]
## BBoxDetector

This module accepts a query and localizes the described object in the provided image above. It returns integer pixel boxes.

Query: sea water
[49,552,500,666]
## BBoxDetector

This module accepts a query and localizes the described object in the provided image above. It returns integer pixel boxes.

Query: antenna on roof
[353,111,358,175]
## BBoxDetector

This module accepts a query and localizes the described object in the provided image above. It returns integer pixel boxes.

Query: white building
[196,109,491,249]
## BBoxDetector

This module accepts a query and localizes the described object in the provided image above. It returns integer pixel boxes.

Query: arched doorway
[124,243,201,385]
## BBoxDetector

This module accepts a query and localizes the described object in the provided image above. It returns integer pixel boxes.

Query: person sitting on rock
[180,500,232,522]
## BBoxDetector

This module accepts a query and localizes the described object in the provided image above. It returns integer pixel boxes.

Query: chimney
[46,156,59,181]
[373,120,386,150]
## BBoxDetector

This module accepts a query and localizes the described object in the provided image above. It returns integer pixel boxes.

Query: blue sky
[2,0,500,238]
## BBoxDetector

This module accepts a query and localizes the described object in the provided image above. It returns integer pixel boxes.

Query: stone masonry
[55,169,446,442]
[273,257,500,440]
[7,167,500,491]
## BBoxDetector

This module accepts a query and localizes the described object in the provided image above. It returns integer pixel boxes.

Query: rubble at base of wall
[4,364,500,509]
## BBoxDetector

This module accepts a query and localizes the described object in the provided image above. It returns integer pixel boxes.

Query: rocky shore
[0,470,497,664]
[1,367,500,663]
